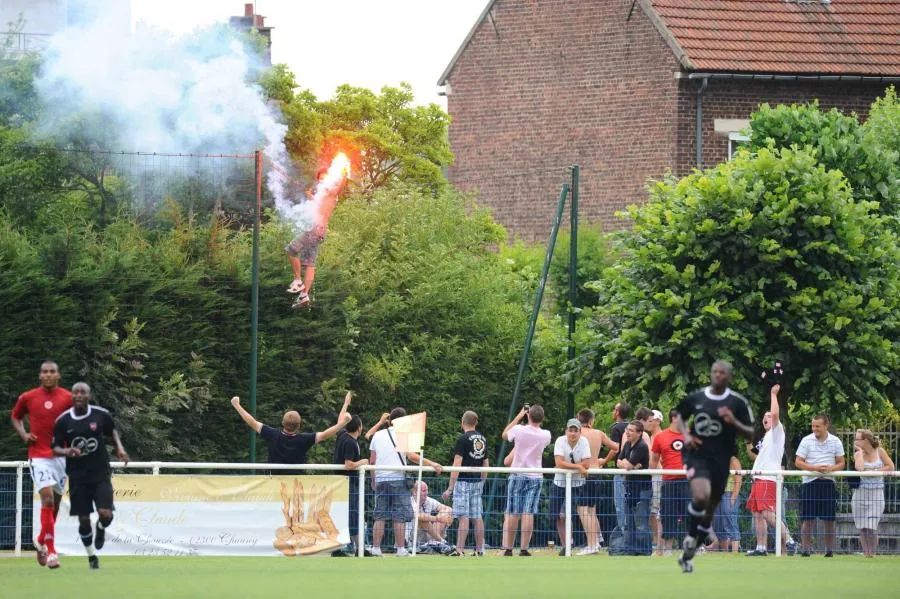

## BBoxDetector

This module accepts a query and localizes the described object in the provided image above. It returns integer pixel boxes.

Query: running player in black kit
[53,382,129,569]
[673,360,754,573]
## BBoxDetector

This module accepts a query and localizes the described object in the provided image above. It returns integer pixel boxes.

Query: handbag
[386,428,417,490]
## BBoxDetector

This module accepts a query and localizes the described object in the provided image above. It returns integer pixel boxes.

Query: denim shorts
[452,480,484,519]
[549,482,582,518]
[374,480,413,522]
[506,475,542,515]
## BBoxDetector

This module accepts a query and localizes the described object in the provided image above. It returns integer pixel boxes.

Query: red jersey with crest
[12,386,73,458]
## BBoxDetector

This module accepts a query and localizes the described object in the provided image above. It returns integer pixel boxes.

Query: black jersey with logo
[454,430,488,481]
[676,387,754,467]
[53,405,115,484]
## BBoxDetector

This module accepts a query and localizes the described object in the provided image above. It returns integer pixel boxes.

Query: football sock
[40,506,56,554]
[99,514,113,529]
[79,520,95,556]
[686,500,705,539]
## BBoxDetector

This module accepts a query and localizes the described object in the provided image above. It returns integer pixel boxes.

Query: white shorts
[30,457,67,495]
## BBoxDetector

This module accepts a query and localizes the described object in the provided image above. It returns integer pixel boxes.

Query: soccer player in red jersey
[10,361,73,569]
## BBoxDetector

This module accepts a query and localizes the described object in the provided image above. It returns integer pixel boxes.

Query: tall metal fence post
[14,463,23,557]
[567,165,580,420]
[775,473,783,556]
[249,150,262,463]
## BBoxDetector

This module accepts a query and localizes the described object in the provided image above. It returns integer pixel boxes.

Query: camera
[523,403,531,411]
[760,359,785,385]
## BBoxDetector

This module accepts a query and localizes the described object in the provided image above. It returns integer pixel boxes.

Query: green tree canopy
[575,146,900,430]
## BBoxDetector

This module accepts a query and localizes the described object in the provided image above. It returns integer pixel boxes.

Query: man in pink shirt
[501,404,552,556]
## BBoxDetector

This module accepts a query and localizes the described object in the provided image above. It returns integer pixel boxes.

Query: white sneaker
[395,547,410,556]
[576,546,599,556]
[287,279,305,294]
[368,547,382,556]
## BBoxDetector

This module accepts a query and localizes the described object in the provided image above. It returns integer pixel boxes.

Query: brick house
[438,0,900,239]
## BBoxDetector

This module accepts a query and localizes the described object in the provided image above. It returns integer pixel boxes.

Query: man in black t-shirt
[332,415,369,556]
[230,393,352,472]
[673,360,754,573]
[617,421,652,555]
[52,382,128,570]
[442,410,489,556]
[607,402,631,532]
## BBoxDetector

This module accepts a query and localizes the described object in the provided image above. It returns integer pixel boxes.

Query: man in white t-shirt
[745,384,797,556]
[795,414,845,557]
[551,419,593,555]
[501,404,552,556]
[368,407,443,557]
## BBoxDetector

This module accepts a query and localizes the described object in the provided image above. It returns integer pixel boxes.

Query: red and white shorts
[747,479,777,513]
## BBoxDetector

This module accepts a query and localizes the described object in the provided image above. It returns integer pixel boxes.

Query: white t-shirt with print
[369,427,405,482]
[752,422,785,481]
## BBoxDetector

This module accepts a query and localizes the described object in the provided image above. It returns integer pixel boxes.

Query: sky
[130,0,488,108]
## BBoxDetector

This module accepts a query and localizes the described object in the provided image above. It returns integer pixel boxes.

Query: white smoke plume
[29,0,314,231]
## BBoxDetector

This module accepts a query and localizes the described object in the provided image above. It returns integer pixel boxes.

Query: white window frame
[728,131,750,159]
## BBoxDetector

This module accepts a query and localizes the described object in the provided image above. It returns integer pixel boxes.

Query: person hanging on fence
[52,382,129,570]
[10,360,72,570]
[285,156,349,309]
[230,392,352,472]
[745,384,798,556]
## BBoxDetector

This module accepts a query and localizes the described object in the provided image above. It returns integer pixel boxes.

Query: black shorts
[684,457,729,500]
[578,477,602,507]
[69,479,114,516]
[660,479,689,539]
[800,478,837,521]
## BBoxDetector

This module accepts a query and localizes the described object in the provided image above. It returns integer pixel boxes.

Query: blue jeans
[714,493,741,541]
[613,475,626,531]
[625,486,652,553]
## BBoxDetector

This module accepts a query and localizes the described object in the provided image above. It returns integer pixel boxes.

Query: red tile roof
[647,0,900,75]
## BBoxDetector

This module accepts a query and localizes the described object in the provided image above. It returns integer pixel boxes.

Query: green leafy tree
[749,92,900,217]
[575,147,900,436]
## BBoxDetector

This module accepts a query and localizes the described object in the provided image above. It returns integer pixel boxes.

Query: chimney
[244,3,253,17]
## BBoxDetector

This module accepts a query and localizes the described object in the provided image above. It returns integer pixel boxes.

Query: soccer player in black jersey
[673,361,754,573]
[53,382,129,569]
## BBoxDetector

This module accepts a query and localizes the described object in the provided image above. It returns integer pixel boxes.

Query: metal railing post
[358,468,366,557]
[14,463,23,557]
[775,473,783,557]
[565,472,572,557]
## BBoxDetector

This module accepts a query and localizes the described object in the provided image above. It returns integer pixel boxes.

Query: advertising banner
[34,474,350,556]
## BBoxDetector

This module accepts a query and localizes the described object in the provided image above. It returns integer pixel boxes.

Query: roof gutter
[695,77,708,168]
[682,72,900,83]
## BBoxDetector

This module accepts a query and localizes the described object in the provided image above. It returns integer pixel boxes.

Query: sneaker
[287,279,305,294]
[473,550,485,557]
[47,553,60,569]
[746,549,768,557]
[502,549,514,557]
[448,550,464,557]
[681,536,698,562]
[95,522,105,550]
[88,555,99,570]
[558,547,567,556]
[678,556,694,574]
[35,542,48,567]
[519,549,532,556]
[291,292,311,309]
[395,547,410,557]
[576,546,599,556]
[786,540,798,556]
[824,551,833,558]
[331,550,350,557]
[363,549,374,557]
[368,547,383,557]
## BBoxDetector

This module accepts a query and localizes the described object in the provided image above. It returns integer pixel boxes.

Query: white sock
[756,544,766,551]
[97,521,106,530]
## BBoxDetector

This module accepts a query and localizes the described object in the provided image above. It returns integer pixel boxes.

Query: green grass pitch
[1,552,895,599]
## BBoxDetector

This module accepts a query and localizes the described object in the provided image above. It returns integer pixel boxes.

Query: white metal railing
[1,460,896,557]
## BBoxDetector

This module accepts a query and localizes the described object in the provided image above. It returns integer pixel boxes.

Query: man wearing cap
[552,419,593,555]
[651,408,688,554]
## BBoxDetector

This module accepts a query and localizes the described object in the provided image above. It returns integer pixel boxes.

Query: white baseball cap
[651,409,664,422]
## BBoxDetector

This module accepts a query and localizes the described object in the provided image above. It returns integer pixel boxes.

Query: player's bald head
[282,410,302,433]
[72,381,91,395]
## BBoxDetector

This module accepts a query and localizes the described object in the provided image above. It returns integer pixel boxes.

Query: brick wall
[444,0,680,240]
[676,78,893,174]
